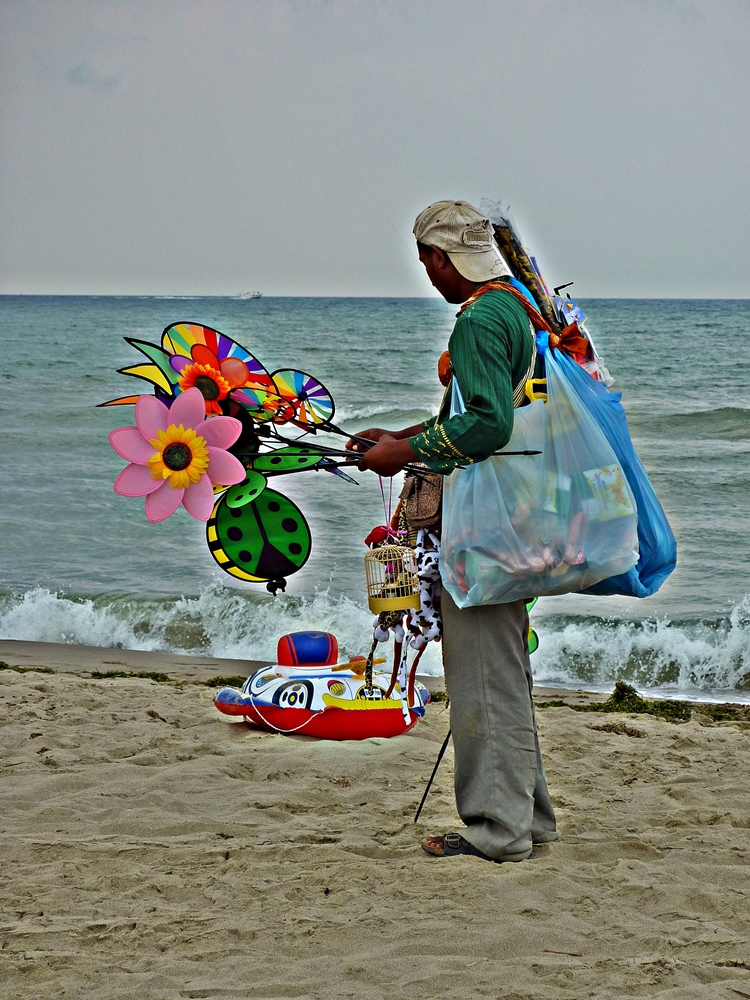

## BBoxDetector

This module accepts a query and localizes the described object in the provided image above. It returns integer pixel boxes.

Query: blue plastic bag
[556,349,676,598]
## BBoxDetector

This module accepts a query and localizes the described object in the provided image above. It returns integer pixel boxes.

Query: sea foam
[533,595,750,700]
[2,586,750,699]
[0,586,445,675]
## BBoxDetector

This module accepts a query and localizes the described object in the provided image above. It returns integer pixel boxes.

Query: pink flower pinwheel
[109,387,246,523]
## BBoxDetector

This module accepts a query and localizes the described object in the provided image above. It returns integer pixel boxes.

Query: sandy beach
[2,641,750,1000]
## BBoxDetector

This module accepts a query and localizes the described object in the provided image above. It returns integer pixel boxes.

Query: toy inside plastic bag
[440,342,639,607]
[556,350,676,598]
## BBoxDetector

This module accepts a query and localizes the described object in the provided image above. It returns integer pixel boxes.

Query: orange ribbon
[548,322,592,360]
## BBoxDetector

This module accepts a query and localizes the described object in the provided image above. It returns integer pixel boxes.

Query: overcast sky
[2,0,748,297]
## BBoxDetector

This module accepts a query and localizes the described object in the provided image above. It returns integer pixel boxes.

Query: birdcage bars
[364,544,421,613]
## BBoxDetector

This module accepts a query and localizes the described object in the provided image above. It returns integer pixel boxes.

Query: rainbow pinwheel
[102,321,354,592]
[101,322,337,429]
[271,369,334,427]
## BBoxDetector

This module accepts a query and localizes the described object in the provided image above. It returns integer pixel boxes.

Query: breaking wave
[3,587,750,698]
[533,595,750,700]
[0,585,445,674]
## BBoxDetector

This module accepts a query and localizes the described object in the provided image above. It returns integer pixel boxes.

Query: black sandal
[422,832,497,862]
[422,832,530,863]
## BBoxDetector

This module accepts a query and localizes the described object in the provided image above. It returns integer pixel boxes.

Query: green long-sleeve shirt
[410,287,534,474]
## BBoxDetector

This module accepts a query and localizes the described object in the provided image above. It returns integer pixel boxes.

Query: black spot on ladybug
[289,542,302,555]
[281,518,298,533]
[270,457,282,465]
[238,550,252,562]
[227,526,243,542]
[268,501,281,512]
[230,508,242,519]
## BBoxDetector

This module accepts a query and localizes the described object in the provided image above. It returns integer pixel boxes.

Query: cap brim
[447,246,511,282]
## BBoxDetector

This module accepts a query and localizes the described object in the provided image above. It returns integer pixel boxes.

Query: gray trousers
[441,589,558,860]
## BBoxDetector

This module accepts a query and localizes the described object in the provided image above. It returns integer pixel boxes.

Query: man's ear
[430,246,450,269]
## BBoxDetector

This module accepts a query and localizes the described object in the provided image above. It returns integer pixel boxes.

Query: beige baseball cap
[413,200,510,282]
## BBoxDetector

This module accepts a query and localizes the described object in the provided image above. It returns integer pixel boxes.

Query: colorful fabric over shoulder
[460,280,593,366]
[213,631,431,740]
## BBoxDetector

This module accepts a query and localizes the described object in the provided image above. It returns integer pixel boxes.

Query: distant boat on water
[238,290,263,299]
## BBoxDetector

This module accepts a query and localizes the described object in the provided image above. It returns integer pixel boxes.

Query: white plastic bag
[439,346,639,607]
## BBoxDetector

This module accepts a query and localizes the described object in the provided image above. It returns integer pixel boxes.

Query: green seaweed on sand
[537,681,750,726]
[202,675,248,688]
[0,661,177,683]
[89,669,174,683]
[591,682,693,721]
[0,660,56,675]
[1,662,245,687]
[692,702,750,724]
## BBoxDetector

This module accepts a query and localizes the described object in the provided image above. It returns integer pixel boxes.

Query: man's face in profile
[417,244,466,304]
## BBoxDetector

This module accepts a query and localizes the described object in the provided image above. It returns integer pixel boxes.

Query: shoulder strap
[458,281,552,333]
[513,322,537,409]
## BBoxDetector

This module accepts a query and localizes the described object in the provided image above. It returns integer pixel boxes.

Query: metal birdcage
[364,544,421,614]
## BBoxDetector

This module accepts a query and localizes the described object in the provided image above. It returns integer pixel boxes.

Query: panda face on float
[273,680,314,709]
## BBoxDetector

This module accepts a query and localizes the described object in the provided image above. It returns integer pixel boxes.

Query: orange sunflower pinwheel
[174,343,251,416]
[178,362,232,415]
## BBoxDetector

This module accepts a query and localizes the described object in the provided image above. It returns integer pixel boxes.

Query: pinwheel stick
[236,440,540,479]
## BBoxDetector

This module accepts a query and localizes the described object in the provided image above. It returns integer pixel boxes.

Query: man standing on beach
[349,201,558,862]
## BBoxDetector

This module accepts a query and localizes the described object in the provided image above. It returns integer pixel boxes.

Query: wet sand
[1,641,750,999]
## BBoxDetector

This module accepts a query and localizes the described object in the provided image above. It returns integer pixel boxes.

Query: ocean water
[1,295,748,699]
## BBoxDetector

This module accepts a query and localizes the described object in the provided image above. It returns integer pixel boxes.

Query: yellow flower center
[146,424,209,490]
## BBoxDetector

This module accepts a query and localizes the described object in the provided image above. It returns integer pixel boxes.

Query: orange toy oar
[331,656,387,675]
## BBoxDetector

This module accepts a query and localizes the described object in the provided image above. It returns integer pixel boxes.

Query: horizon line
[2,293,749,301]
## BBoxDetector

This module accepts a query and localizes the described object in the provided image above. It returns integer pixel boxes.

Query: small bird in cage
[364,544,421,614]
